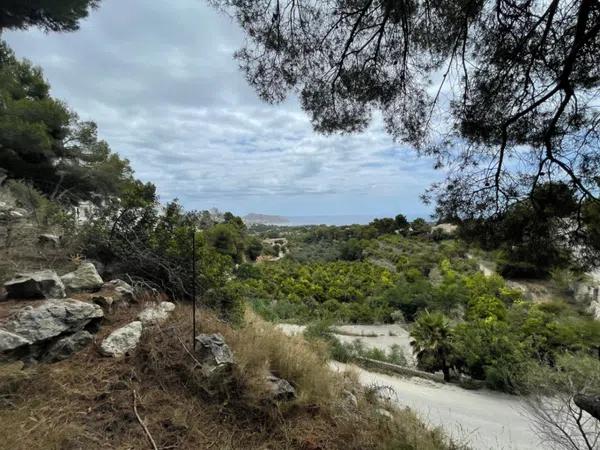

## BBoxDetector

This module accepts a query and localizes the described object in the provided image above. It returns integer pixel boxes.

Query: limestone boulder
[102,279,135,304]
[100,321,143,357]
[3,299,103,344]
[4,270,66,299]
[61,263,103,293]
[137,302,176,325]
[194,333,235,378]
[41,330,93,363]
[265,374,296,401]
[0,329,32,352]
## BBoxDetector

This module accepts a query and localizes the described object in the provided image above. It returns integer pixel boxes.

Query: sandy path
[278,323,417,365]
[333,362,540,450]
[278,323,541,449]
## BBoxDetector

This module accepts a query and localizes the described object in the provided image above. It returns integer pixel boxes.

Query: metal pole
[192,227,197,351]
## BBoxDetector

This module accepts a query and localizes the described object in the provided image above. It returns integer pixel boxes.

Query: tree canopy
[0,42,136,204]
[212,0,600,243]
[0,0,100,32]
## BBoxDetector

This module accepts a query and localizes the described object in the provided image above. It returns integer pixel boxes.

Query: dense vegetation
[0,41,139,204]
[214,0,600,262]
[240,220,600,393]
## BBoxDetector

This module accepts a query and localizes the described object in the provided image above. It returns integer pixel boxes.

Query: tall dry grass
[0,304,463,450]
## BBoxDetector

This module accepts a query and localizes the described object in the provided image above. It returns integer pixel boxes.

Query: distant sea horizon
[283,214,377,226]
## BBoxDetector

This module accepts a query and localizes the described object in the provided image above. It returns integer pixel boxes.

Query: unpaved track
[278,324,540,449]
[333,362,541,450]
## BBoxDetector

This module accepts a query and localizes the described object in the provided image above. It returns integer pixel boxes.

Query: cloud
[4,0,442,218]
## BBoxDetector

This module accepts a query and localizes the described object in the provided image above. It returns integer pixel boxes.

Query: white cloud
[5,0,441,218]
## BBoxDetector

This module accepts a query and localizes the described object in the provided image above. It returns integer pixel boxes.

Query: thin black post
[191,227,197,350]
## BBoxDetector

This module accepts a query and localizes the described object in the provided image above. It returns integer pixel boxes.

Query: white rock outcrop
[195,333,235,378]
[100,321,143,357]
[4,270,66,299]
[137,302,176,325]
[41,330,94,363]
[103,279,135,303]
[2,299,103,343]
[0,329,32,352]
[61,263,103,293]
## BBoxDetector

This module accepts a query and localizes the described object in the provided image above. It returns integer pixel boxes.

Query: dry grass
[0,304,462,450]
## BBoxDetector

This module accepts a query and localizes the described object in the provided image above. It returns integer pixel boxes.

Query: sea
[284,215,376,226]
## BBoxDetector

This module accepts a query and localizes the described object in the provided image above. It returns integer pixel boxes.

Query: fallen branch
[132,389,158,450]
[175,333,202,369]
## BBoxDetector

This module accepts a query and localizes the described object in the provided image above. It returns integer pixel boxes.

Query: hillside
[2,3,600,449]
[0,182,465,450]
[243,213,290,225]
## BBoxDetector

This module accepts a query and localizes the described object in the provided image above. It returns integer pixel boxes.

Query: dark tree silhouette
[0,0,100,32]
[212,0,600,237]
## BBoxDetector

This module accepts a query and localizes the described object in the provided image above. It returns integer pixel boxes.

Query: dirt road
[333,362,540,450]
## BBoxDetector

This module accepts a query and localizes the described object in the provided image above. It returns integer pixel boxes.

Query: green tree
[213,0,600,253]
[0,43,134,204]
[0,42,70,193]
[370,217,397,235]
[0,0,100,32]
[245,236,263,261]
[394,214,409,230]
[206,223,246,263]
[410,218,431,235]
[339,238,365,261]
[410,311,454,381]
[453,318,527,391]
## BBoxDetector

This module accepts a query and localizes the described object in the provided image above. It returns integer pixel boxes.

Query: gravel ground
[278,323,541,450]
[333,362,541,450]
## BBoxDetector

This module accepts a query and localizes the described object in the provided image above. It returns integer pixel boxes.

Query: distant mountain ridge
[243,213,290,225]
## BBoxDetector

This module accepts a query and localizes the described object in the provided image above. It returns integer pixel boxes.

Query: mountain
[243,213,290,225]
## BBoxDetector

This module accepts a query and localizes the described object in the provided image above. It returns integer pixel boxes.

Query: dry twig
[132,389,158,450]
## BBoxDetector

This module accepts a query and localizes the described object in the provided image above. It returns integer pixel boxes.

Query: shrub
[410,311,454,381]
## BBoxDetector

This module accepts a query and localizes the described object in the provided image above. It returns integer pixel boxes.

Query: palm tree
[410,310,454,381]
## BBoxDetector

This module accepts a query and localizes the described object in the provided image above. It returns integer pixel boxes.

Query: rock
[101,279,135,304]
[92,294,114,310]
[4,270,66,299]
[265,374,296,401]
[61,263,103,293]
[4,299,103,344]
[194,333,235,377]
[137,302,176,325]
[0,329,32,352]
[430,223,458,235]
[100,321,143,357]
[370,385,397,402]
[342,389,358,408]
[41,330,93,363]
[376,408,393,420]
[38,234,61,248]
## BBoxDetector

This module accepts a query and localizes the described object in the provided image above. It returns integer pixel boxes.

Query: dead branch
[132,389,158,450]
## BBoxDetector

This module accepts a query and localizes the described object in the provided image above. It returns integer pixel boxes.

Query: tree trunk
[441,363,451,382]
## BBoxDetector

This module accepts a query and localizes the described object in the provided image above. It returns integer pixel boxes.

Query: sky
[5,0,442,220]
